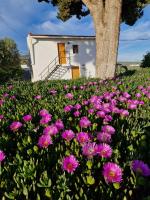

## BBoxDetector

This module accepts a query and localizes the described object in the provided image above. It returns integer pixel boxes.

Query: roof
[28,33,95,40]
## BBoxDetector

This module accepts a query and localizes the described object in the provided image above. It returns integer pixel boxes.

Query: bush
[141,52,150,68]
[0,69,150,200]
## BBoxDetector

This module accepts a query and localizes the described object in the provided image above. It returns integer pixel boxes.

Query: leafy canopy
[38,0,150,25]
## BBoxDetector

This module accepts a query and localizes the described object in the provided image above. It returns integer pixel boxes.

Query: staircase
[39,55,71,80]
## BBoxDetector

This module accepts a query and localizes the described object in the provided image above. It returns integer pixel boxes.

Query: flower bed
[0,69,150,200]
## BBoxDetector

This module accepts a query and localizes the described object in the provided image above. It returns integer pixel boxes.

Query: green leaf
[86,176,95,185]
[113,183,120,189]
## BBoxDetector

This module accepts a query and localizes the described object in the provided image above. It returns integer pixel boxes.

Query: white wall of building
[27,35,96,82]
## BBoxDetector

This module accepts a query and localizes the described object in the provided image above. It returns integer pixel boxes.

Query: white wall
[27,36,96,82]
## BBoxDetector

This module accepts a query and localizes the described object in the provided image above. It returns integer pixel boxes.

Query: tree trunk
[84,0,122,79]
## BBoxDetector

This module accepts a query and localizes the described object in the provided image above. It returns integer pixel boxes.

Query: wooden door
[57,43,66,64]
[72,66,80,79]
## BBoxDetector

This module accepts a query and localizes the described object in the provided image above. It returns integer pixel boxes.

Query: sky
[0,0,150,61]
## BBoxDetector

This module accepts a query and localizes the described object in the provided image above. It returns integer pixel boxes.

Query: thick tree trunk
[83,0,122,79]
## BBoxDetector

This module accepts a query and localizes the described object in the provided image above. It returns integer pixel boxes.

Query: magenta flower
[131,160,150,176]
[38,134,52,148]
[23,114,32,122]
[123,92,131,99]
[74,111,80,117]
[62,155,79,174]
[102,125,115,135]
[88,108,94,115]
[136,93,142,98]
[128,103,137,110]
[97,132,111,143]
[0,114,4,120]
[49,89,57,95]
[40,114,52,125]
[96,144,112,158]
[74,104,81,110]
[39,109,49,117]
[10,121,22,132]
[96,111,106,118]
[82,142,97,158]
[64,105,73,112]
[76,132,90,145]
[103,162,123,183]
[34,95,42,100]
[79,116,91,128]
[65,93,74,100]
[55,119,64,130]
[62,130,75,142]
[0,150,5,162]
[43,124,58,136]
[120,109,129,117]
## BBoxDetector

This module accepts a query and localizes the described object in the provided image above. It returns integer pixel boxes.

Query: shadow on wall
[70,40,96,78]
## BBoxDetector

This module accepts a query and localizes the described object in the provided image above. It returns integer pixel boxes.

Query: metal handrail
[40,56,71,80]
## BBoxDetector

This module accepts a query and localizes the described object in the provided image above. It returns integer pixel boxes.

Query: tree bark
[83,0,122,79]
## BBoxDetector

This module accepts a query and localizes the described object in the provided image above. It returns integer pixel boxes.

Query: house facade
[27,33,96,82]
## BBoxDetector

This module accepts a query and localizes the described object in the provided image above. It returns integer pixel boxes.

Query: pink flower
[40,114,52,125]
[64,105,73,112]
[103,162,123,183]
[49,89,57,95]
[97,132,111,143]
[43,124,58,136]
[0,114,4,120]
[74,111,80,117]
[38,134,52,148]
[88,108,94,114]
[74,104,81,110]
[123,92,131,99]
[39,109,49,117]
[23,114,32,122]
[131,160,150,176]
[34,95,42,100]
[96,144,112,158]
[82,142,97,158]
[10,121,22,132]
[136,93,142,98]
[128,103,137,110]
[62,130,75,142]
[102,125,115,135]
[120,109,129,117]
[0,150,5,162]
[76,132,90,145]
[96,111,106,118]
[55,119,64,130]
[65,93,74,100]
[62,155,79,174]
[79,116,91,128]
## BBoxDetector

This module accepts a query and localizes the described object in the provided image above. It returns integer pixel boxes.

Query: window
[73,45,78,54]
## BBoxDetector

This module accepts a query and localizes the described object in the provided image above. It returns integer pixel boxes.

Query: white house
[27,33,96,82]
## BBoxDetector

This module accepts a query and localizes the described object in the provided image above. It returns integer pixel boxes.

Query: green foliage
[38,0,150,25]
[0,38,22,83]
[0,69,150,199]
[141,52,150,68]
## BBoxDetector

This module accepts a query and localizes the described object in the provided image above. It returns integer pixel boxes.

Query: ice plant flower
[10,121,22,132]
[76,132,90,145]
[0,114,4,120]
[79,116,91,128]
[82,142,97,158]
[43,124,58,136]
[62,130,75,142]
[38,134,52,148]
[102,125,115,135]
[97,132,111,143]
[0,150,5,162]
[96,144,112,158]
[74,111,80,117]
[40,114,52,125]
[23,114,32,122]
[103,162,123,183]
[39,109,49,117]
[55,119,64,130]
[64,105,73,112]
[34,95,42,100]
[131,160,150,176]
[120,109,129,117]
[65,93,74,100]
[62,155,79,174]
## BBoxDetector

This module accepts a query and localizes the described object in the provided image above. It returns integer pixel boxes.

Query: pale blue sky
[0,0,150,61]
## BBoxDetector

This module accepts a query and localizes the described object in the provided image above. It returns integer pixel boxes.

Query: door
[57,43,66,64]
[72,66,80,79]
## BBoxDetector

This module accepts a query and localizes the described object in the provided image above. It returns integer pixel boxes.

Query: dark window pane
[73,45,78,54]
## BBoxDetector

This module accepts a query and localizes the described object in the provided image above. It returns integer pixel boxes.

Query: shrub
[141,52,150,68]
[0,69,150,200]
